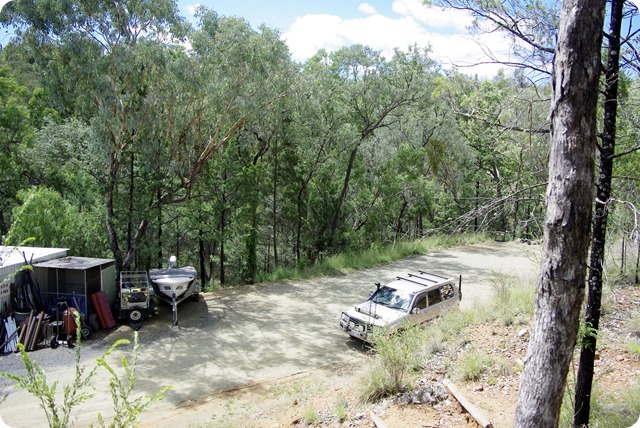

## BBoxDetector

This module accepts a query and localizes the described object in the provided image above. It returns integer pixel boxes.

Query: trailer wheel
[128,307,143,323]
[80,325,92,340]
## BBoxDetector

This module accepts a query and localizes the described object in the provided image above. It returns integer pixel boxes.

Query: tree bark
[574,0,623,425]
[272,139,279,267]
[198,230,207,289]
[329,145,359,247]
[219,212,226,286]
[514,1,605,427]
[157,189,163,268]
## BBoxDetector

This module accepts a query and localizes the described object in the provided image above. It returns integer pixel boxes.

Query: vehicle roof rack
[413,271,449,282]
[396,275,428,286]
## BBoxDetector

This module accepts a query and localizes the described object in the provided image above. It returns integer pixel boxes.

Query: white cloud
[358,3,377,16]
[185,3,201,17]
[0,0,11,13]
[284,14,350,60]
[392,0,473,31]
[282,0,510,77]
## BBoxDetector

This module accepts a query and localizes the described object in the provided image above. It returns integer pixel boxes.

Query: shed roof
[0,246,68,271]
[33,256,114,270]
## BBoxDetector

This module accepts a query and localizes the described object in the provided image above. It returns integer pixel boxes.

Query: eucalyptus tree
[429,0,558,77]
[186,10,295,284]
[3,0,190,272]
[346,68,452,245]
[0,66,33,236]
[5,186,108,256]
[2,1,292,278]
[437,71,550,236]
[515,2,605,426]
[287,51,351,263]
[302,45,438,255]
[430,0,640,424]
[5,118,109,256]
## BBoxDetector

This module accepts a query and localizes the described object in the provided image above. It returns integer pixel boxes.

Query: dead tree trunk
[574,0,623,425]
[514,1,606,426]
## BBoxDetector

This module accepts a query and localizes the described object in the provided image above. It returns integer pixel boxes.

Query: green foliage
[255,233,488,284]
[96,333,172,428]
[456,349,493,381]
[561,377,640,428]
[6,187,72,248]
[1,0,553,283]
[577,321,599,352]
[301,405,320,426]
[360,324,423,402]
[0,342,98,428]
[332,395,349,422]
[241,227,258,284]
[0,331,169,428]
[5,186,107,256]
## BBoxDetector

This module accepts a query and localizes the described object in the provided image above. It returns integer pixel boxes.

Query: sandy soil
[0,241,553,427]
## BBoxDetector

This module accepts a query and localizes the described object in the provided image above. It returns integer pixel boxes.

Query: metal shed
[32,256,116,315]
[0,246,68,314]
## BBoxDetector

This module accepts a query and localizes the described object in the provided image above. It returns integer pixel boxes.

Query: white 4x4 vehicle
[339,271,461,342]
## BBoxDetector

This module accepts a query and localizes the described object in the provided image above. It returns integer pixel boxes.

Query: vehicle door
[408,292,429,325]
[425,283,459,321]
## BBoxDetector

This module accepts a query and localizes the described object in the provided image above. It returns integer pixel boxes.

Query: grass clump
[301,404,319,426]
[456,349,493,381]
[560,377,640,428]
[360,325,423,402]
[487,270,535,326]
[255,233,489,284]
[333,395,349,422]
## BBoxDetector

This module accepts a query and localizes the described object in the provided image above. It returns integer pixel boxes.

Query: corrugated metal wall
[0,247,68,314]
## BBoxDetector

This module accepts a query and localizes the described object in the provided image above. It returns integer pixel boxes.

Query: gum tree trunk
[514,1,606,426]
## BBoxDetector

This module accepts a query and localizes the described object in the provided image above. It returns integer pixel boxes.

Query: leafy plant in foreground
[0,327,169,428]
[0,333,99,427]
[96,333,171,428]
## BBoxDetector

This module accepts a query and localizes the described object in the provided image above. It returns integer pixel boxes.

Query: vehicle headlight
[340,313,349,323]
[355,324,365,333]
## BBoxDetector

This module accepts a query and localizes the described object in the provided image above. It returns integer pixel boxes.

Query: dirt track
[0,241,539,427]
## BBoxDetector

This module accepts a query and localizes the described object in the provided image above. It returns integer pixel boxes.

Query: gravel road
[0,241,539,427]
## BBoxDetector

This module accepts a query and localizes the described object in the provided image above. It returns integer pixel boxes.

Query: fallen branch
[443,379,493,428]
[370,411,388,428]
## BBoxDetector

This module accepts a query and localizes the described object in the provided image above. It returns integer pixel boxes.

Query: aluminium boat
[148,256,198,325]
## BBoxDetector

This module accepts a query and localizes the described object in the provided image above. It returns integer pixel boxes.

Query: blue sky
[178,0,511,76]
[179,1,396,32]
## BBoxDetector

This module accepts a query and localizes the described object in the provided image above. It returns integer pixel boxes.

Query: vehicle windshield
[370,286,413,312]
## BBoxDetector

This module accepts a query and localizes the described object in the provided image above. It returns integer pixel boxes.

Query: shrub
[0,329,169,428]
[360,325,422,402]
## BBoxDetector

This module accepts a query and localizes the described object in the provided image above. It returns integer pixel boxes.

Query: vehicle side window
[414,294,427,310]
[427,289,442,306]
[441,284,455,300]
